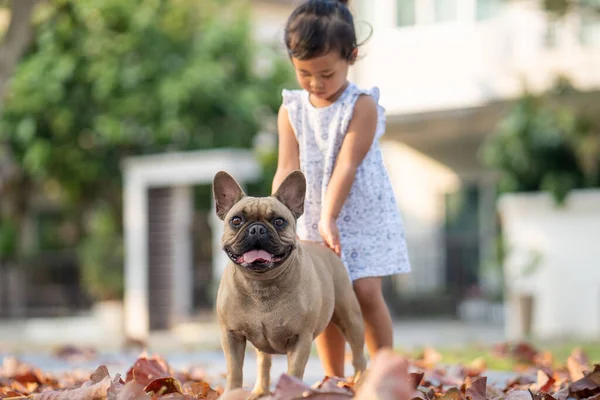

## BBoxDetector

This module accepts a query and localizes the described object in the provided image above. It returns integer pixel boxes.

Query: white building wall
[353,0,600,115]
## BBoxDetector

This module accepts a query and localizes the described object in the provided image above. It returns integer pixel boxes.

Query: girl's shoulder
[344,83,387,139]
[281,88,304,109]
[345,82,382,105]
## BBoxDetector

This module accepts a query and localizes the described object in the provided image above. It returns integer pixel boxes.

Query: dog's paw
[247,390,270,400]
[352,369,366,390]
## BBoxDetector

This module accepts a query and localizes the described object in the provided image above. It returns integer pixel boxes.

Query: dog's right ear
[213,171,246,220]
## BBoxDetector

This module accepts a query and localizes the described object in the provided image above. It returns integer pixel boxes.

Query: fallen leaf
[534,370,556,393]
[409,372,424,389]
[505,389,535,400]
[189,381,220,399]
[31,375,112,400]
[534,352,554,369]
[506,375,538,390]
[52,345,97,363]
[12,369,46,386]
[107,374,126,400]
[465,377,487,400]
[492,343,510,358]
[114,381,147,400]
[272,374,313,399]
[567,348,590,382]
[410,389,429,400]
[569,364,600,398]
[272,374,353,399]
[415,348,442,369]
[144,377,183,396]
[553,386,569,400]
[126,355,171,387]
[438,387,465,400]
[512,343,539,365]
[464,358,487,377]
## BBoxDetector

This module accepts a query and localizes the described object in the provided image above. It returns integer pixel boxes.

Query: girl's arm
[319,95,378,253]
[272,104,300,194]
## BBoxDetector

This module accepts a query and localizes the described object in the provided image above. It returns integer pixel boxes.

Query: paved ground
[0,317,505,353]
[0,317,509,390]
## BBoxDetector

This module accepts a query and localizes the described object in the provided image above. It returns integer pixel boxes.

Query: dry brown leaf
[410,389,429,400]
[31,375,111,400]
[114,381,147,400]
[569,364,600,398]
[52,345,97,363]
[505,389,535,400]
[534,352,555,370]
[438,387,465,400]
[271,374,353,400]
[552,386,570,400]
[409,372,425,390]
[126,355,171,387]
[271,374,313,400]
[465,376,487,400]
[464,358,487,378]
[12,369,46,386]
[415,348,442,369]
[189,381,220,399]
[511,343,539,365]
[144,377,183,396]
[568,348,591,382]
[533,370,556,393]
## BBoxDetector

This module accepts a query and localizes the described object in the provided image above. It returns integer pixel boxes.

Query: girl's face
[291,51,353,106]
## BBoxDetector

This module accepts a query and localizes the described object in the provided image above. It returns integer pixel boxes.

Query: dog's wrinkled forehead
[226,196,295,222]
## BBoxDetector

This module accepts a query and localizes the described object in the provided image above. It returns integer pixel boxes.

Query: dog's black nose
[247,222,268,238]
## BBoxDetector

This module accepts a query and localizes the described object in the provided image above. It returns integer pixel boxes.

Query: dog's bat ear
[273,170,306,219]
[213,171,246,220]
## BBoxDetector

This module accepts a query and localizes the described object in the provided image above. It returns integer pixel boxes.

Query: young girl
[271,0,412,378]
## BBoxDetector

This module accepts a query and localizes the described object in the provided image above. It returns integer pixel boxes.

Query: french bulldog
[212,170,366,399]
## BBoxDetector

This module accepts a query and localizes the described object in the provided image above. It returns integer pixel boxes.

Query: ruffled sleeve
[340,85,387,141]
[281,89,303,140]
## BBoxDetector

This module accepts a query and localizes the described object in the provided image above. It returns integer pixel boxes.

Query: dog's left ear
[273,170,306,219]
[213,171,246,220]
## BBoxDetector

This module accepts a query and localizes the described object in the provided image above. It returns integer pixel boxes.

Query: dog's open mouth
[226,248,290,271]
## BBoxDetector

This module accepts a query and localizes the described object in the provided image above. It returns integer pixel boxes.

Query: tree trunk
[0,0,38,108]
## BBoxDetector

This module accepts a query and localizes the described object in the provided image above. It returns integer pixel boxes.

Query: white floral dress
[282,82,411,281]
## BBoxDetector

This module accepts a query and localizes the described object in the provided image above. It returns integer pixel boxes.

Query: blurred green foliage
[481,79,600,205]
[0,0,293,300]
[77,202,123,301]
[542,0,600,17]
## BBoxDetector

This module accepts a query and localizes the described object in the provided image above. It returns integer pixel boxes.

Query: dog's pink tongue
[243,250,273,263]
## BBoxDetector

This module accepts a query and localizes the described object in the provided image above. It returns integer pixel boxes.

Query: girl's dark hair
[284,0,358,61]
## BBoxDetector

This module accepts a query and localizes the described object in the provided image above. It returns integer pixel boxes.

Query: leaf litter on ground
[0,342,598,399]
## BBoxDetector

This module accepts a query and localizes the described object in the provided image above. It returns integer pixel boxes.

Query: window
[358,0,375,26]
[396,0,416,27]
[545,20,558,48]
[580,13,600,46]
[476,0,502,21]
[433,0,458,23]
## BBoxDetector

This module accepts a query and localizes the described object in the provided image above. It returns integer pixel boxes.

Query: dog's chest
[233,316,301,355]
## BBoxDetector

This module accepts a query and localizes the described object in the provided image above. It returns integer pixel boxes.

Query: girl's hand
[318,217,341,256]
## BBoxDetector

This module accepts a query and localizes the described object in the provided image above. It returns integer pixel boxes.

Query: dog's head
[212,170,305,274]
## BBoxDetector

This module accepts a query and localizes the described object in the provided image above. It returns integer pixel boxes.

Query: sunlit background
[0,0,599,365]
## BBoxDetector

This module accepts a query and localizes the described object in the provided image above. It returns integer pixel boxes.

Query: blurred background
[0,0,598,358]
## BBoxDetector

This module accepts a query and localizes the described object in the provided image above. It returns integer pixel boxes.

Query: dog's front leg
[286,333,312,380]
[249,349,272,400]
[221,329,246,391]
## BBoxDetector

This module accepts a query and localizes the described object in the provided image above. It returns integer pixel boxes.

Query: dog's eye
[231,216,243,227]
[274,217,286,227]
